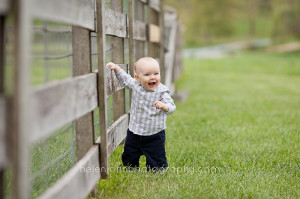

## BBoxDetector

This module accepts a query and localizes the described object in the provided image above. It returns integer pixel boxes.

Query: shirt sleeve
[161,91,176,115]
[115,69,136,90]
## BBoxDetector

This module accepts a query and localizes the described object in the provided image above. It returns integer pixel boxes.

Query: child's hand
[153,101,169,112]
[106,62,121,73]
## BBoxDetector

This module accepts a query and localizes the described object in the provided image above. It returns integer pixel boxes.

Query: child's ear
[134,74,140,82]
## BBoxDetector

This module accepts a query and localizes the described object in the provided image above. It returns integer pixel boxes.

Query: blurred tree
[248,0,258,37]
[271,0,300,43]
[257,0,273,15]
[164,0,300,47]
[165,0,237,46]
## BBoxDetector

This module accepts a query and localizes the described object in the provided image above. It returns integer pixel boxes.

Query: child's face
[135,60,161,91]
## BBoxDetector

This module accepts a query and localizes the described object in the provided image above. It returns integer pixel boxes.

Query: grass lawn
[95,50,300,198]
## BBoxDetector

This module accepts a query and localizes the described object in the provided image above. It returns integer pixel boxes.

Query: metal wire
[30,20,76,198]
[31,20,73,85]
[30,146,74,182]
[38,123,74,145]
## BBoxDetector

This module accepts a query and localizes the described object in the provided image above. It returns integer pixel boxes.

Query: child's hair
[134,57,160,74]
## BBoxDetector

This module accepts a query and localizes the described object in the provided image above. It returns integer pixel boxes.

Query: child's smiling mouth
[148,82,156,86]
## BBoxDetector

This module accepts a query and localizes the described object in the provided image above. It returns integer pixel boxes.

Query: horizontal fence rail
[104,64,127,97]
[0,0,9,14]
[149,0,160,12]
[37,145,100,199]
[107,113,129,157]
[0,0,182,198]
[30,73,98,143]
[133,20,146,41]
[104,8,128,38]
[149,24,160,43]
[32,0,95,31]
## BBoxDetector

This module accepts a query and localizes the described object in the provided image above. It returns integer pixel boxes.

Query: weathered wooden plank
[30,73,98,143]
[96,0,108,179]
[0,96,6,168]
[104,8,127,38]
[111,0,126,121]
[173,23,183,82]
[0,0,10,14]
[135,0,145,60]
[0,0,9,15]
[149,0,160,12]
[0,15,5,199]
[159,0,165,84]
[32,0,95,30]
[148,2,160,64]
[11,0,32,198]
[0,16,4,93]
[163,9,177,89]
[133,20,146,41]
[135,0,145,23]
[37,145,100,199]
[149,24,160,43]
[128,0,135,77]
[107,114,128,157]
[105,64,127,97]
[72,26,95,163]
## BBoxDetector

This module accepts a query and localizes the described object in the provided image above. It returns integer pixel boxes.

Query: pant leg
[122,129,142,169]
[141,130,168,170]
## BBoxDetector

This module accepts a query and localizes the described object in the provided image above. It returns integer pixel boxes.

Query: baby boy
[106,57,176,171]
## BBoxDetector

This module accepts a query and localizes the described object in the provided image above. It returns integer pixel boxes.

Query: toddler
[106,57,176,171]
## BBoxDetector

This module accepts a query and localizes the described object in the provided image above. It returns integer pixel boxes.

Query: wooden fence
[0,0,182,198]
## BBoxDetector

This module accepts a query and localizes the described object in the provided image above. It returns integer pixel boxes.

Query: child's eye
[145,74,149,76]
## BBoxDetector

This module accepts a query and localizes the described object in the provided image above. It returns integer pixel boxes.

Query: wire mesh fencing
[29,20,76,198]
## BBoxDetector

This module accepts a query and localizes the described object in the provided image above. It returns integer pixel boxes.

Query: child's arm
[106,62,135,89]
[153,91,176,115]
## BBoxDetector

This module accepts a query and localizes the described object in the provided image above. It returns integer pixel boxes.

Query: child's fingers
[153,101,159,106]
[154,101,164,109]
[106,62,114,67]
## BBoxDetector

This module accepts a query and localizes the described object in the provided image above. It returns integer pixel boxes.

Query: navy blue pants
[122,129,168,170]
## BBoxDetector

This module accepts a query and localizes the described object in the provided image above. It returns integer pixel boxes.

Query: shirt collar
[153,83,169,93]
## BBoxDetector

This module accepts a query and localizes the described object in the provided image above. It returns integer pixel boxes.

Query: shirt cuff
[165,103,176,115]
[115,69,126,77]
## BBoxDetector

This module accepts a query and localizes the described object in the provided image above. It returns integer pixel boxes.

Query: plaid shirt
[116,69,176,136]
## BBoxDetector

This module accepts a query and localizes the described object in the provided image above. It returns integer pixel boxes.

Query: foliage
[165,0,237,46]
[164,0,300,47]
[271,0,300,43]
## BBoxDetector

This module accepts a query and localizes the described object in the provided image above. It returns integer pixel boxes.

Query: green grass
[95,51,300,198]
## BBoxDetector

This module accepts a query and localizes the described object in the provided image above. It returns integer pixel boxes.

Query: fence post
[163,6,177,92]
[128,0,135,77]
[0,16,4,94]
[173,21,183,83]
[96,0,109,179]
[72,27,95,160]
[147,0,165,83]
[11,0,32,198]
[0,15,5,199]
[111,0,125,121]
[159,0,165,83]
[135,0,145,60]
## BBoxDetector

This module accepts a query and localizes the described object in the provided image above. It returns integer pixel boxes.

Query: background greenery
[94,50,300,198]
[164,0,300,47]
